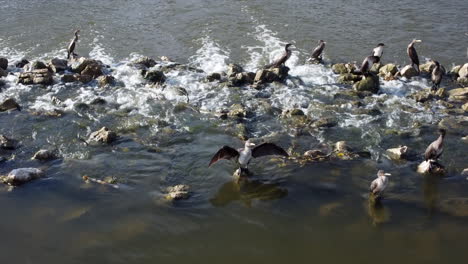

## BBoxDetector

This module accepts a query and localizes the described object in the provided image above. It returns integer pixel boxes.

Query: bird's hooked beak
[415,39,422,43]
[384,173,392,176]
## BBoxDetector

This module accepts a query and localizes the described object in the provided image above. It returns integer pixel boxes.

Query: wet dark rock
[75,74,93,84]
[447,87,468,103]
[254,65,289,85]
[15,58,29,68]
[206,72,222,82]
[0,135,17,150]
[227,63,243,77]
[96,75,115,87]
[288,108,305,116]
[165,185,190,200]
[353,73,379,93]
[379,64,398,77]
[229,72,255,86]
[88,127,117,144]
[0,68,7,78]
[47,58,68,73]
[337,73,362,84]
[400,65,418,78]
[61,74,77,83]
[0,79,6,88]
[32,149,56,161]
[31,109,64,118]
[0,57,8,70]
[81,64,103,78]
[131,57,157,68]
[24,60,48,71]
[312,117,338,128]
[144,70,166,84]
[1,168,44,186]
[0,98,21,111]
[90,97,107,105]
[18,69,53,85]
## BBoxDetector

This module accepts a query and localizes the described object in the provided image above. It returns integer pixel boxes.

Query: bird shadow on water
[209,173,288,208]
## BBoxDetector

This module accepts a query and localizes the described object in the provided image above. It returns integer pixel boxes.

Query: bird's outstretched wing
[209,146,239,167]
[252,143,289,158]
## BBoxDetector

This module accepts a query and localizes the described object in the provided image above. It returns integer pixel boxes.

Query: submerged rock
[0,135,17,150]
[96,75,115,88]
[88,127,117,144]
[400,65,418,78]
[1,168,44,186]
[0,57,8,70]
[0,68,7,78]
[47,58,68,73]
[144,70,166,84]
[206,72,223,82]
[353,73,379,93]
[75,74,93,84]
[165,185,190,200]
[18,69,54,86]
[0,98,21,111]
[32,149,56,161]
[61,74,78,83]
[312,117,338,128]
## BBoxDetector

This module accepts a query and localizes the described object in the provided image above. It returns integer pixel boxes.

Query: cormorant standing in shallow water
[431,60,443,91]
[311,40,326,62]
[209,140,289,175]
[370,170,391,198]
[67,30,80,59]
[264,43,293,69]
[407,39,422,73]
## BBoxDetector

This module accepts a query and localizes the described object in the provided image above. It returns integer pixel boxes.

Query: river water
[0,0,468,263]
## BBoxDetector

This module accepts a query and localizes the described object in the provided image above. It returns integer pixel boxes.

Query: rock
[227,64,243,77]
[96,75,115,87]
[462,102,468,112]
[461,168,468,176]
[32,149,56,161]
[0,79,5,88]
[0,57,7,70]
[254,65,289,84]
[24,61,48,71]
[206,72,222,82]
[0,98,20,111]
[332,63,352,74]
[410,89,434,103]
[386,146,408,160]
[337,73,362,84]
[143,70,166,84]
[31,109,64,118]
[370,63,382,74]
[400,65,418,79]
[1,168,44,186]
[287,108,305,116]
[417,160,445,174]
[228,103,247,118]
[312,117,338,128]
[447,87,468,103]
[0,135,17,150]
[457,77,468,86]
[47,58,68,73]
[379,64,398,77]
[15,58,29,68]
[61,74,77,83]
[131,57,156,68]
[165,185,190,200]
[88,127,117,144]
[160,56,172,62]
[438,116,468,134]
[75,74,93,84]
[334,141,351,152]
[0,68,7,78]
[449,65,461,77]
[458,63,468,78]
[70,57,102,74]
[229,72,255,86]
[419,62,433,74]
[353,73,379,93]
[233,123,248,140]
[18,69,54,86]
[80,64,103,78]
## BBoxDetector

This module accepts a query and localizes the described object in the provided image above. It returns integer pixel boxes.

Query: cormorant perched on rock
[425,129,445,162]
[372,43,385,62]
[311,40,326,62]
[209,140,288,175]
[354,55,380,75]
[430,60,443,91]
[67,30,80,60]
[407,39,422,73]
[264,43,293,69]
[370,170,391,198]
